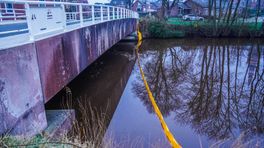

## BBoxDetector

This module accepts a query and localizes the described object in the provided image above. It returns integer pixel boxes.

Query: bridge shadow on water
[45,41,137,146]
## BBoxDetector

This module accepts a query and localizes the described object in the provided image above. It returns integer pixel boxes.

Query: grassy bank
[139,16,264,38]
[0,98,111,148]
[0,96,150,148]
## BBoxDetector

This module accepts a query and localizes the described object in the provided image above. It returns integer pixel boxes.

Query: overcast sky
[89,0,110,4]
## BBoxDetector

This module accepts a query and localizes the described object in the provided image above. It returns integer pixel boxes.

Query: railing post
[124,9,125,18]
[25,3,34,41]
[14,10,16,21]
[116,7,119,19]
[121,8,123,19]
[61,4,66,30]
[123,9,125,18]
[122,9,124,18]
[113,7,117,19]
[120,8,122,19]
[112,7,115,20]
[100,6,103,21]
[79,4,83,27]
[119,8,120,19]
[120,9,122,19]
[107,6,110,21]
[91,5,95,23]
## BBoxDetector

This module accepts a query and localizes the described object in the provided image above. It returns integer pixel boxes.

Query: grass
[0,134,81,148]
[0,93,110,148]
[0,91,156,148]
[167,17,263,30]
[148,20,185,38]
[167,17,200,26]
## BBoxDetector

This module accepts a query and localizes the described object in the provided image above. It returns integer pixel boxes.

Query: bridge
[0,0,138,137]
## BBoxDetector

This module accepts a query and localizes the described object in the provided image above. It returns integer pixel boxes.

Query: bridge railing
[0,0,139,49]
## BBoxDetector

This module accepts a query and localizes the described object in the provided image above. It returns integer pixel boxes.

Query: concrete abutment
[0,19,137,137]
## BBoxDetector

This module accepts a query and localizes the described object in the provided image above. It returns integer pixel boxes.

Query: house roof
[150,2,161,9]
[186,0,208,8]
[170,2,191,10]
[178,2,191,9]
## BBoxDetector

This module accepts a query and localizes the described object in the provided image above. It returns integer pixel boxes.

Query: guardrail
[0,0,139,48]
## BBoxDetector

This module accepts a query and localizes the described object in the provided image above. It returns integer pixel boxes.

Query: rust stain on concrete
[36,19,137,102]
[0,44,46,137]
[0,18,136,136]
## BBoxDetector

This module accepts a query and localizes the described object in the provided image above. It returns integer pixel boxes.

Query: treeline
[206,0,263,36]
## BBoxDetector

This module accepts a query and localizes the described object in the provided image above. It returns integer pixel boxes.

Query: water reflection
[45,42,136,145]
[133,39,264,142]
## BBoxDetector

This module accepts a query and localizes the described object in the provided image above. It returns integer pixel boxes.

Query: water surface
[47,38,264,148]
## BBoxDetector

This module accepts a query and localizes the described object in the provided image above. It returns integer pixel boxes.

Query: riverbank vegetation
[139,16,264,38]
[0,96,145,148]
[0,99,112,148]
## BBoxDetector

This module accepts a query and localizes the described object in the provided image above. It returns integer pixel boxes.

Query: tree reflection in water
[132,39,264,142]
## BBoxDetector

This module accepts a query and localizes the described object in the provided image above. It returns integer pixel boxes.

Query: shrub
[148,20,185,38]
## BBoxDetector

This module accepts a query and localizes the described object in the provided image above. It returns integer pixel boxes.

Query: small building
[169,0,209,17]
[170,2,191,17]
[0,1,26,21]
[132,0,158,16]
[185,0,208,16]
[136,1,158,13]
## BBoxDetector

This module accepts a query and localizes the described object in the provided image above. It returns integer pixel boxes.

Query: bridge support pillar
[0,44,47,137]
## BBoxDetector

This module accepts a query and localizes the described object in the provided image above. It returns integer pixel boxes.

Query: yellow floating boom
[135,27,182,148]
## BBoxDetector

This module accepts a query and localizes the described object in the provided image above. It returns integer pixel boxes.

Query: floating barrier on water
[135,28,182,148]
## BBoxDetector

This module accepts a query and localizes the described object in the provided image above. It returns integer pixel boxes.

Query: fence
[0,0,138,48]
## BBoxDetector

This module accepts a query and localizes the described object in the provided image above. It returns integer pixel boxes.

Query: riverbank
[139,16,264,38]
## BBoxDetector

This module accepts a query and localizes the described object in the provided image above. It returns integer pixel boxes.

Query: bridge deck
[0,0,138,49]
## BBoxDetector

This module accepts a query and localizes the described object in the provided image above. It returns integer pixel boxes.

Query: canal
[46,38,264,148]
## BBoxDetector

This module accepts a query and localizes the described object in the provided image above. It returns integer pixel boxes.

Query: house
[245,0,264,16]
[132,0,158,14]
[185,0,208,16]
[170,0,208,17]
[1,2,26,21]
[169,0,264,18]
[170,2,191,17]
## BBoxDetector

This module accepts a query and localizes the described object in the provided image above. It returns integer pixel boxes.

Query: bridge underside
[0,18,137,137]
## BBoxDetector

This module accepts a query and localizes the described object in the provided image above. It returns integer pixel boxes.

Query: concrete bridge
[0,0,138,137]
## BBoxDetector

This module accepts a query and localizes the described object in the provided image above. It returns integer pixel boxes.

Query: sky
[89,0,110,4]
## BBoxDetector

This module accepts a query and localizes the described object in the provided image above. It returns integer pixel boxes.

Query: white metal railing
[0,0,139,49]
